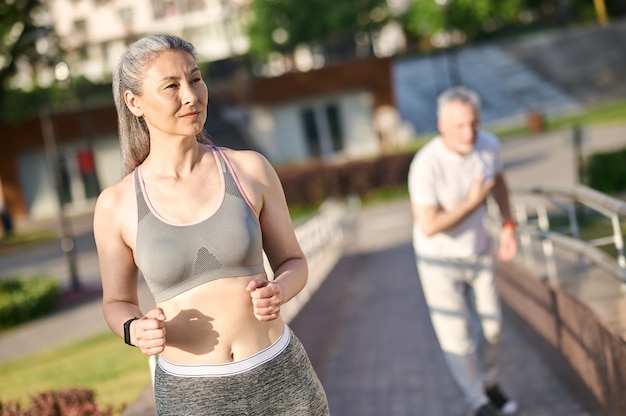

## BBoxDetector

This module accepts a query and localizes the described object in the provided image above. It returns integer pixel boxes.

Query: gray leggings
[154,329,329,415]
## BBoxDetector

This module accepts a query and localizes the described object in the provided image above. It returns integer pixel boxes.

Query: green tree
[402,0,524,44]
[246,0,391,61]
[0,0,52,90]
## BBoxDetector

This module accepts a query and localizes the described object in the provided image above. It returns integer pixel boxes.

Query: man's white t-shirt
[408,131,503,259]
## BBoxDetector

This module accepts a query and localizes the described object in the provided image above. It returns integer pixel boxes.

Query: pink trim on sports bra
[136,148,226,227]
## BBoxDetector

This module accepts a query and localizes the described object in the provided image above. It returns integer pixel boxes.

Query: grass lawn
[0,229,57,252]
[0,331,151,415]
[493,98,626,139]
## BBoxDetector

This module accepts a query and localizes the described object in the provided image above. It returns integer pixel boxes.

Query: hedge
[0,276,60,331]
[585,147,626,194]
[277,151,415,208]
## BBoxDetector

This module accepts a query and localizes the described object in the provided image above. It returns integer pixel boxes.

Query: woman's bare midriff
[157,274,285,365]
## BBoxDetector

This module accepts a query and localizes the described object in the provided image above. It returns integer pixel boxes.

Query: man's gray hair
[437,86,481,117]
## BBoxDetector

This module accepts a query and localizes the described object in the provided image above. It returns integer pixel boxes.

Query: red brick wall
[251,57,395,110]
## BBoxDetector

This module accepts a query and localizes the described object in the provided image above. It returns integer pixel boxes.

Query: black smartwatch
[123,317,139,346]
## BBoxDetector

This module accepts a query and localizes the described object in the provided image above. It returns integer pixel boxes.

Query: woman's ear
[124,90,143,117]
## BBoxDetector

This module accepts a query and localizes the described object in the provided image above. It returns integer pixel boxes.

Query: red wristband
[502,220,516,229]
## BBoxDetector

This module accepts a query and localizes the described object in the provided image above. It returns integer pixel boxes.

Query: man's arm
[491,172,518,261]
[491,172,513,222]
[413,173,495,237]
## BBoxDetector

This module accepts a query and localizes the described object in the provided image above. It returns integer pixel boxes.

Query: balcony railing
[488,184,626,284]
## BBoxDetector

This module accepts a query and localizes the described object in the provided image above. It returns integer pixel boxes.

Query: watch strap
[123,317,139,346]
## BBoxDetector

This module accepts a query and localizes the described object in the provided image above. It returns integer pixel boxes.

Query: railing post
[514,201,535,269]
[507,184,626,285]
[537,205,558,282]
[572,124,586,186]
[610,214,626,269]
[565,203,585,268]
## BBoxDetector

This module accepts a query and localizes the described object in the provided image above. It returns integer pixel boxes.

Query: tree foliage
[246,0,390,59]
[402,0,525,43]
[0,0,50,90]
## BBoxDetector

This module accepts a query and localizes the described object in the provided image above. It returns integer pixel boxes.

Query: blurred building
[44,0,251,82]
[0,0,411,224]
[0,55,408,222]
[42,0,407,82]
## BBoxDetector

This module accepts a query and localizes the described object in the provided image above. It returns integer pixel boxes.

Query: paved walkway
[3,124,626,414]
[290,201,592,416]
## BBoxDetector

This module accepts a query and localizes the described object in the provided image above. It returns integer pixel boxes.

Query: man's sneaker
[485,384,519,415]
[474,403,499,416]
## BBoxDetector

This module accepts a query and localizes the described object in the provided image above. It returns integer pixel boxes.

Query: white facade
[249,90,379,165]
[45,0,251,81]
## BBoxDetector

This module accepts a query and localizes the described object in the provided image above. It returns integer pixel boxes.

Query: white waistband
[157,323,290,377]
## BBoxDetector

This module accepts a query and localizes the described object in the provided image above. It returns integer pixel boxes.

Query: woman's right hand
[133,308,167,356]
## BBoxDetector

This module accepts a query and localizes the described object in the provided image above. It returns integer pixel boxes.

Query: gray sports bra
[134,146,265,302]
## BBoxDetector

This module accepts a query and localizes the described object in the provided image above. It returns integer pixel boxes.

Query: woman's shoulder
[218,148,274,177]
[93,171,139,250]
[218,147,268,163]
[94,172,135,215]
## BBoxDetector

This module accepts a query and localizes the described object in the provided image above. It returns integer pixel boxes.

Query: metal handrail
[489,184,626,283]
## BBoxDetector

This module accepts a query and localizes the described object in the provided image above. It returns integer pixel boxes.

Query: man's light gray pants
[416,255,502,410]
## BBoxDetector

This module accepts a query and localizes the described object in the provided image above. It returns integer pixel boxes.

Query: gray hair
[436,86,481,118]
[112,34,211,176]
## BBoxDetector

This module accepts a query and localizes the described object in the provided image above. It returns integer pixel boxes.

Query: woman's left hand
[246,278,282,321]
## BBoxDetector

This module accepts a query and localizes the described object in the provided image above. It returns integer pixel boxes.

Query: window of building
[78,47,88,61]
[181,0,205,13]
[101,42,109,64]
[152,0,204,18]
[301,108,321,157]
[152,0,176,19]
[73,19,87,35]
[118,7,133,26]
[300,103,344,158]
[326,104,343,152]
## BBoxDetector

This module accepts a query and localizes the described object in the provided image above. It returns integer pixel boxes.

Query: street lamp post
[39,101,80,292]
[36,37,81,292]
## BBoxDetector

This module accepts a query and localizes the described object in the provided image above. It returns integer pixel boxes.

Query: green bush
[0,276,60,331]
[585,148,626,193]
